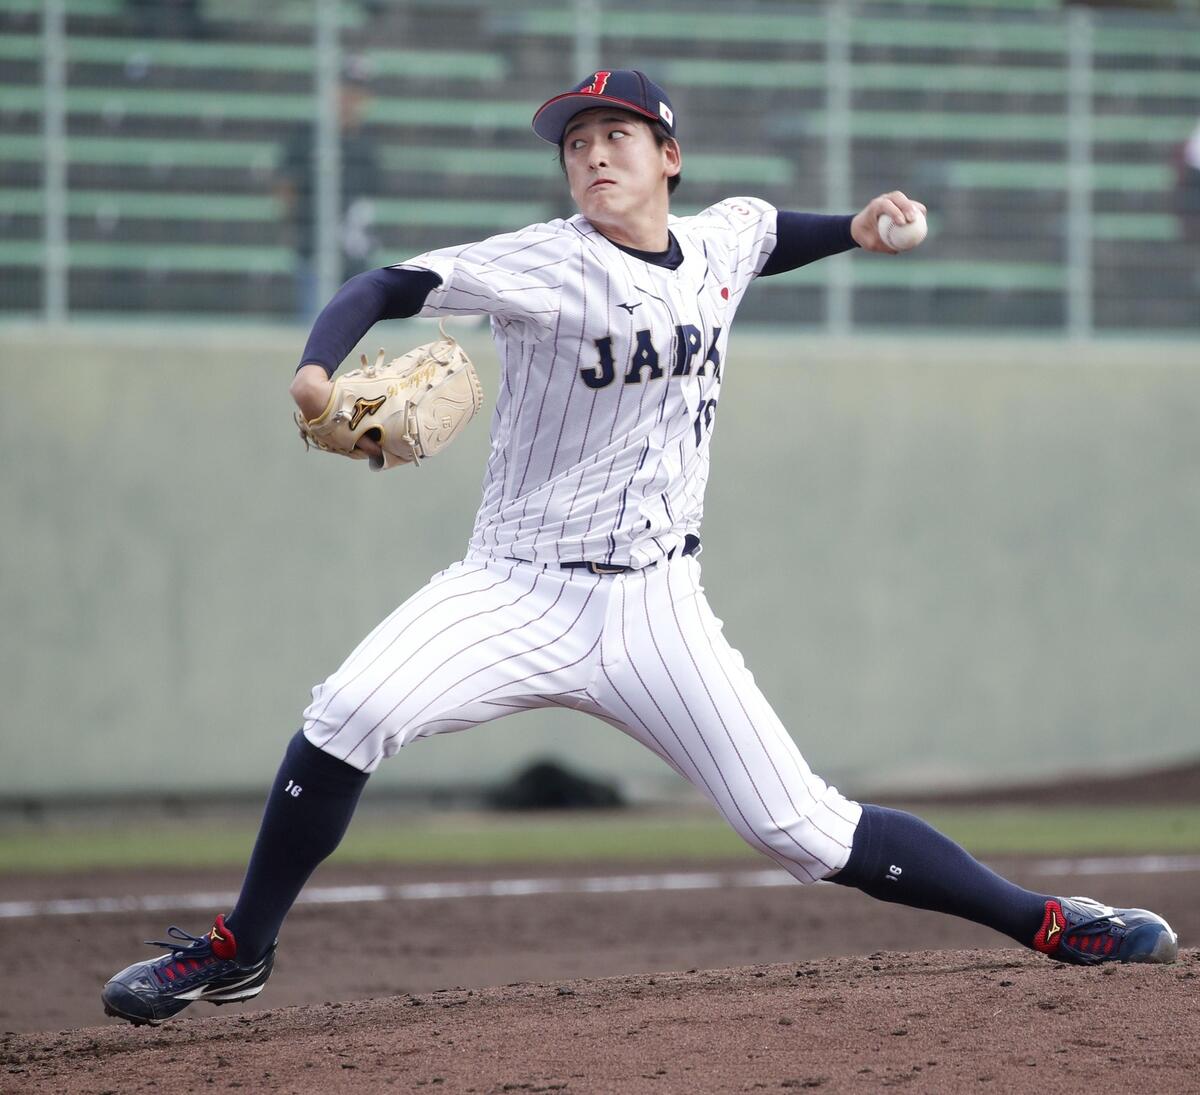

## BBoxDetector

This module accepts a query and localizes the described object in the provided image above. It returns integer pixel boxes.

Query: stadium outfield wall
[1,322,1197,801]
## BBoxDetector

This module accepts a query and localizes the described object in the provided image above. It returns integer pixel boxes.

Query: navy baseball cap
[532,69,676,145]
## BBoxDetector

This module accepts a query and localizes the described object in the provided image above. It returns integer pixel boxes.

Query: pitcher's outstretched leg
[101,731,367,1025]
[831,805,1178,965]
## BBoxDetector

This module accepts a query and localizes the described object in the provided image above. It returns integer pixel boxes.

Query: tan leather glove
[295,325,483,470]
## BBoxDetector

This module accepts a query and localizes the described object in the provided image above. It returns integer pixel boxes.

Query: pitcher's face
[562,109,679,225]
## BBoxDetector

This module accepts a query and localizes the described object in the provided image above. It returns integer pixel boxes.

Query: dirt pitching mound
[4,948,1197,1094]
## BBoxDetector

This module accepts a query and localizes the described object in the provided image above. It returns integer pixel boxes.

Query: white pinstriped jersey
[396,197,779,568]
[308,195,862,880]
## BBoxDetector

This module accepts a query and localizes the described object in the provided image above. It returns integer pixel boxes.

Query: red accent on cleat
[207,914,238,961]
[1032,895,1177,966]
[1033,899,1065,955]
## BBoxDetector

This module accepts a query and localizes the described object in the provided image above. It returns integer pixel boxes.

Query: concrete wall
[1,323,1197,798]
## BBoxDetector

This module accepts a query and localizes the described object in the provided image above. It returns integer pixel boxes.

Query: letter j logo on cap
[584,71,612,95]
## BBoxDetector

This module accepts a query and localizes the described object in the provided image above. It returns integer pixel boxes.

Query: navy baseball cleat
[101,915,275,1026]
[1033,896,1178,965]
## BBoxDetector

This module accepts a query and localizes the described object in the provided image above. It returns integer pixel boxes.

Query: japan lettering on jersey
[394,197,779,569]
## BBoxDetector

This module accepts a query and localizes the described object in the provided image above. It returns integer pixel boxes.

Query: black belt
[561,534,700,575]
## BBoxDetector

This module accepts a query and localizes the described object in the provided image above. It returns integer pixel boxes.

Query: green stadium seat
[0,34,508,80]
[1,0,1194,329]
[769,110,1195,144]
[365,98,543,129]
[646,60,1197,102]
[1093,23,1200,58]
[487,8,1067,54]
[937,161,1176,192]
[648,60,826,91]
[0,188,278,220]
[380,147,795,188]
[60,185,908,238]
[850,63,1069,94]
[0,188,550,231]
[2,134,281,172]
[0,87,537,128]
[200,0,366,26]
[0,32,39,60]
[371,197,552,228]
[0,239,294,274]
[880,0,1061,9]
[850,16,1068,53]
[2,85,319,121]
[486,8,828,43]
[0,0,119,14]
[770,259,1067,291]
[486,6,1200,62]
[851,13,1200,59]
[0,0,365,25]
[1094,68,1200,99]
[1092,213,1182,242]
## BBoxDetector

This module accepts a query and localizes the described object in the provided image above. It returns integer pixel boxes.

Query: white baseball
[877,209,928,252]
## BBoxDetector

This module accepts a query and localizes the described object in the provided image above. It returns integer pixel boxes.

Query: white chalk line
[2,854,1198,921]
[1032,853,1200,877]
[0,870,786,920]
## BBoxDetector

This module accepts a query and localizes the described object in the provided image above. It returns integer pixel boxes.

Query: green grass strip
[1,804,1197,875]
[917,804,1200,856]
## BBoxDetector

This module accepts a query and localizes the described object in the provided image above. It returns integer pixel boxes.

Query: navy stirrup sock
[224,731,369,962]
[832,804,1048,945]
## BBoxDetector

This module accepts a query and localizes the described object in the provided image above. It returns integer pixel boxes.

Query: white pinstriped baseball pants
[301,555,861,882]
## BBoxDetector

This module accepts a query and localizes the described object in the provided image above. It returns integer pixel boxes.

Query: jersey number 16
[693,395,718,446]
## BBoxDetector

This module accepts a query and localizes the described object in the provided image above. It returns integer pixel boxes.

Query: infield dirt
[2,853,1198,1093]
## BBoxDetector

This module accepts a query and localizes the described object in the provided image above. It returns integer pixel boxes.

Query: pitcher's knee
[300,687,396,772]
[302,676,473,771]
[739,792,862,883]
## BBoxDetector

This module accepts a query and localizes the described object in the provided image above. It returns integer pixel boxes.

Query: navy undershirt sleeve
[297,266,443,376]
[759,212,858,277]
